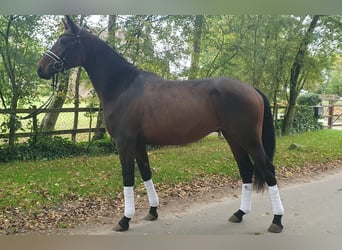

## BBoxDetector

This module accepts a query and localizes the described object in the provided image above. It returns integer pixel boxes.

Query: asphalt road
[75,169,342,236]
[117,169,342,235]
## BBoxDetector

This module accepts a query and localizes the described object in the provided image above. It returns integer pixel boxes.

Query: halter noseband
[45,50,65,73]
[44,32,81,74]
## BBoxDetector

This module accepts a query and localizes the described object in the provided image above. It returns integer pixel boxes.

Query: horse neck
[81,32,139,101]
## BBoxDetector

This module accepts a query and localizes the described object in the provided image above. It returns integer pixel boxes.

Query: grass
[274,129,342,167]
[0,129,341,213]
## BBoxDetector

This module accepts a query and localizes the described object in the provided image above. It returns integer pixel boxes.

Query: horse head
[37,16,84,79]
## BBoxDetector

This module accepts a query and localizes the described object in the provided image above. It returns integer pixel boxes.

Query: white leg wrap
[144,179,159,207]
[268,184,284,215]
[124,186,135,218]
[239,183,253,214]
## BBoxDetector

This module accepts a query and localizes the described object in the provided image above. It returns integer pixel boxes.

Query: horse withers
[37,16,284,233]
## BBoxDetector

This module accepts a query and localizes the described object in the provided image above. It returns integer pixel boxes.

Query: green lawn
[0,129,341,213]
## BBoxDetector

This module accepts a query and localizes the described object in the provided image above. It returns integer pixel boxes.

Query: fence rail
[274,101,342,128]
[0,107,102,114]
[0,107,105,142]
[323,104,342,128]
[1,100,341,143]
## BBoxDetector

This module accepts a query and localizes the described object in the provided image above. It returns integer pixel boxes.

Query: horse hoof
[144,213,158,221]
[113,216,130,232]
[268,223,283,233]
[145,207,158,221]
[113,223,129,232]
[228,214,242,223]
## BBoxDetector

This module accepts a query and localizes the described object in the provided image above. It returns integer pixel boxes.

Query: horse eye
[60,36,69,45]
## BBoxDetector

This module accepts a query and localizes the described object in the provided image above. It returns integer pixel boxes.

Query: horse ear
[62,18,68,30]
[64,15,79,34]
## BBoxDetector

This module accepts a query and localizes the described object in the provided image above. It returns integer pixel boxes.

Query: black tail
[253,88,276,191]
[256,88,275,161]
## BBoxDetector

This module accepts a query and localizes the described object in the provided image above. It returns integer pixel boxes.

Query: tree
[0,15,44,147]
[40,72,70,131]
[197,15,242,79]
[325,56,342,96]
[114,15,191,79]
[281,15,321,135]
[38,16,71,131]
[194,15,340,133]
[188,15,204,80]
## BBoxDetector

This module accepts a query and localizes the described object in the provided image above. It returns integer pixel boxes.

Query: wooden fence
[323,102,342,128]
[0,99,341,144]
[0,107,105,143]
[274,100,342,129]
[319,96,342,128]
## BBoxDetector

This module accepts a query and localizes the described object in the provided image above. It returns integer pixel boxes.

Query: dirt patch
[1,159,341,235]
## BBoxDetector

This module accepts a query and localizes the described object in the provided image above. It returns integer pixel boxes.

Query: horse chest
[102,98,143,137]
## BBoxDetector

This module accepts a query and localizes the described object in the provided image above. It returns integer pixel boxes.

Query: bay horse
[37,16,284,233]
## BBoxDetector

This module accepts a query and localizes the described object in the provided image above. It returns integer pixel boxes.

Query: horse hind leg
[249,147,284,233]
[135,138,159,221]
[225,138,254,224]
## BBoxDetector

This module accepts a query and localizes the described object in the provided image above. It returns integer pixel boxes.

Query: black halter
[44,32,81,75]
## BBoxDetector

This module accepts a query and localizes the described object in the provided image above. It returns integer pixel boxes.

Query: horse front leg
[135,138,159,221]
[113,137,137,232]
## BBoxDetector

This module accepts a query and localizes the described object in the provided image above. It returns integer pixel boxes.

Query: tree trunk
[92,102,105,140]
[282,15,320,135]
[71,66,82,143]
[40,72,70,131]
[0,15,17,148]
[189,15,204,80]
[8,86,19,148]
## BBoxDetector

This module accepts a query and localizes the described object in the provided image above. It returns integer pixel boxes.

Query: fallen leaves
[1,159,341,235]
[0,196,123,235]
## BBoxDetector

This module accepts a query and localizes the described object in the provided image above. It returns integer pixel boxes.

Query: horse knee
[139,164,152,181]
[123,173,135,186]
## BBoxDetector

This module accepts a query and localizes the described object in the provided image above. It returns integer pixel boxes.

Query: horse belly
[142,112,218,145]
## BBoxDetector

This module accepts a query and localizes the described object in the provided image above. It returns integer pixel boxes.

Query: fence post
[274,103,279,122]
[72,108,78,143]
[327,99,334,129]
[32,105,38,144]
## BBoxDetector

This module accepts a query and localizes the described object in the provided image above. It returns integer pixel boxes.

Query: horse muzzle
[37,60,64,80]
[37,65,52,80]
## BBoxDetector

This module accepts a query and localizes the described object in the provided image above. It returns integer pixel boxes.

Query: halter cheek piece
[44,32,81,74]
[44,50,65,73]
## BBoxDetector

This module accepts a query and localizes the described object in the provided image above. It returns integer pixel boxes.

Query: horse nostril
[37,66,46,78]
[37,65,50,79]
[37,66,42,76]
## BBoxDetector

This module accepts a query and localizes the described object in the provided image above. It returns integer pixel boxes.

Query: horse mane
[80,27,137,74]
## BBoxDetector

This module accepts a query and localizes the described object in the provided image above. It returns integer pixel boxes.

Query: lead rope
[2,74,58,120]
[20,73,59,120]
